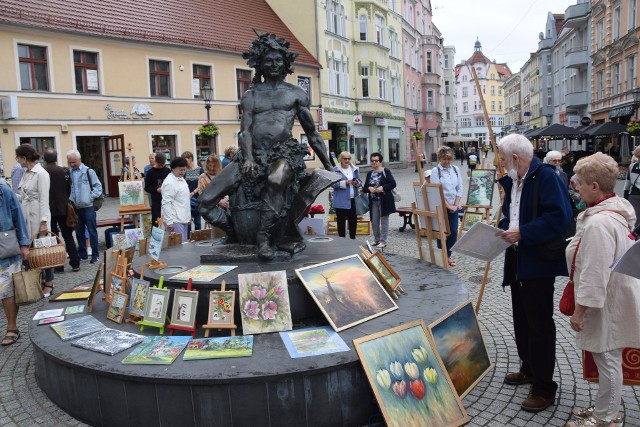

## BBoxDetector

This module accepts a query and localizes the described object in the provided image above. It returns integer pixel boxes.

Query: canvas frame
[106,272,126,302]
[429,300,493,398]
[353,320,469,427]
[128,278,150,317]
[295,254,398,332]
[413,182,450,234]
[87,263,104,312]
[237,271,292,335]
[143,287,170,324]
[170,289,199,328]
[107,291,129,324]
[118,180,145,207]
[460,211,485,232]
[364,251,401,292]
[207,290,236,326]
[466,169,496,208]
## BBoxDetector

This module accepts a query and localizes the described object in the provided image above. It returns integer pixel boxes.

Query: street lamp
[632,87,640,119]
[412,111,420,133]
[201,82,214,152]
[545,114,552,125]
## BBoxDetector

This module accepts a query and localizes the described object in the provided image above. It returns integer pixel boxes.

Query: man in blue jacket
[496,134,572,413]
[67,150,103,264]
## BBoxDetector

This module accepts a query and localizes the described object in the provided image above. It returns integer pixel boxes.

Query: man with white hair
[495,134,572,413]
[66,149,102,263]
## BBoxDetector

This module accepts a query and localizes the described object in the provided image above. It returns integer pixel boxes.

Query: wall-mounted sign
[2,96,18,120]
[319,130,332,140]
[104,103,154,120]
[375,117,387,126]
[353,115,363,124]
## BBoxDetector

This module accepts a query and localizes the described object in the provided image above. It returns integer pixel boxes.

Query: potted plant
[413,132,424,140]
[198,122,220,139]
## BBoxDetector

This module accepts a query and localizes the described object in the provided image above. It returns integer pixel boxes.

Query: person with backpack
[467,146,478,175]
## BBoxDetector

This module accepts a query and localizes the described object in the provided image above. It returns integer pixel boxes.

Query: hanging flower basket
[413,132,424,140]
[627,120,640,135]
[198,122,220,139]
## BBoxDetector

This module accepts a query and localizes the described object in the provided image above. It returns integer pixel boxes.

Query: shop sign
[319,130,332,140]
[375,117,387,126]
[105,103,154,120]
[609,105,634,118]
[353,115,363,124]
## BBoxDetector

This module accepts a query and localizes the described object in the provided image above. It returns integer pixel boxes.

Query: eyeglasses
[550,159,561,164]
[370,159,380,163]
[341,157,351,160]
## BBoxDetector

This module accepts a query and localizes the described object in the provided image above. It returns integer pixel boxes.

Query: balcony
[566,47,589,69]
[566,91,589,108]
[538,38,554,51]
[563,2,591,28]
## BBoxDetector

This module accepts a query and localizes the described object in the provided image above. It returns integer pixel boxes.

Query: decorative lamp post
[545,114,552,126]
[201,82,214,152]
[412,111,422,163]
[633,87,640,119]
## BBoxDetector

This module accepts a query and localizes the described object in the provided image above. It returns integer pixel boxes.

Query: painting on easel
[118,181,145,206]
[466,169,496,207]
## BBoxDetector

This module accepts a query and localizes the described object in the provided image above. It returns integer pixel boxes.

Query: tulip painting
[238,271,292,335]
[207,291,235,325]
[354,320,469,427]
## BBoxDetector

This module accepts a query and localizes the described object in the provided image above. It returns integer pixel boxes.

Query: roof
[467,50,491,65]
[495,63,512,80]
[553,13,565,35]
[0,0,321,68]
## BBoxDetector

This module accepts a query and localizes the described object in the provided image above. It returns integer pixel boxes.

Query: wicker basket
[27,232,67,269]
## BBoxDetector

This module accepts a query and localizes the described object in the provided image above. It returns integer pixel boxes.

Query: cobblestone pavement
[0,154,638,426]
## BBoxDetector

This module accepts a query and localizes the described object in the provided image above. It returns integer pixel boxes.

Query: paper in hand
[451,222,511,262]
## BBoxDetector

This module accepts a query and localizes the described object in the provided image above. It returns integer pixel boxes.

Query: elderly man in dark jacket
[44,149,80,272]
[496,134,572,413]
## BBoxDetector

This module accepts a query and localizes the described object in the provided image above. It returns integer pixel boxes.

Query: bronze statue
[198,33,336,260]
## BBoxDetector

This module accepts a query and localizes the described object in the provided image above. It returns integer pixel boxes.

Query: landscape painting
[354,320,469,427]
[429,301,493,398]
[238,270,292,335]
[122,336,191,365]
[183,336,254,360]
[466,169,495,207]
[279,326,350,358]
[295,255,397,332]
[50,316,106,341]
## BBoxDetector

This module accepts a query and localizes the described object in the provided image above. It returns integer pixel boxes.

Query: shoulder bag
[13,267,43,306]
[0,229,21,259]
[355,192,370,215]
[87,169,105,211]
[381,169,401,202]
[559,238,580,316]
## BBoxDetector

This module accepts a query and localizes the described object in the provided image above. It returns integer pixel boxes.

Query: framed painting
[148,226,164,261]
[107,291,129,324]
[295,255,398,332]
[429,301,493,398]
[460,211,485,232]
[128,278,150,317]
[354,320,469,427]
[50,291,92,301]
[125,228,144,248]
[141,213,153,238]
[466,169,496,207]
[169,289,199,328]
[87,263,104,312]
[364,251,401,292]
[356,220,371,235]
[107,273,126,301]
[238,270,292,335]
[111,232,129,250]
[207,290,235,325]
[143,287,170,325]
[118,180,145,206]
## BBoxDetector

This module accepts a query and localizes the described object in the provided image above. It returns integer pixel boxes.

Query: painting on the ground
[183,336,253,361]
[238,270,292,335]
[429,301,493,398]
[71,328,145,356]
[295,255,397,332]
[122,336,190,365]
[118,180,145,206]
[466,169,495,207]
[279,326,350,358]
[354,320,469,427]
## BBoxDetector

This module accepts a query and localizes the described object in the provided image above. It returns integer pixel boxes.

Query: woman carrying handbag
[0,180,30,346]
[331,152,361,239]
[363,152,397,249]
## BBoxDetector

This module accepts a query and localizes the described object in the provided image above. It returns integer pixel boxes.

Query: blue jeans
[75,206,99,261]
[437,209,459,257]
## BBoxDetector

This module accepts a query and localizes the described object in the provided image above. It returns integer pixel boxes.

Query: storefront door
[104,134,125,197]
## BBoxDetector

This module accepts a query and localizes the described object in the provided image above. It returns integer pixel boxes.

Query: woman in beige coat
[565,152,640,427]
[15,144,53,296]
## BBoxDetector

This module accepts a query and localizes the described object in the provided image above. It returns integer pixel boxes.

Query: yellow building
[0,0,323,196]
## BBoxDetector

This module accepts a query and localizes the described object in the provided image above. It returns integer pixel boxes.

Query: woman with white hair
[565,152,640,427]
[623,145,640,227]
[543,150,569,188]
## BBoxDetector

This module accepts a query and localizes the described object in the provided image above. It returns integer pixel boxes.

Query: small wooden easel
[124,264,147,325]
[138,276,168,335]
[359,246,404,299]
[118,142,151,230]
[203,280,237,337]
[167,278,199,338]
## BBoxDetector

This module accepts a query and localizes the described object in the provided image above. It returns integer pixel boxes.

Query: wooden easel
[168,278,198,338]
[412,201,449,268]
[474,203,504,314]
[413,136,426,185]
[118,142,151,230]
[138,276,168,335]
[203,280,237,337]
[125,264,146,325]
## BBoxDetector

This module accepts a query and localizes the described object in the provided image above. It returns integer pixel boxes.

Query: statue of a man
[198,33,333,260]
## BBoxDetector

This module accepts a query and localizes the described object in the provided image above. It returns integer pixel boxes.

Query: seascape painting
[238,270,292,335]
[295,255,398,332]
[429,301,492,398]
[354,320,469,427]
[183,336,254,360]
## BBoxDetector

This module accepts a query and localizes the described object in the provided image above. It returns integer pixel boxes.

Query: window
[359,15,367,41]
[462,102,468,112]
[491,101,495,111]
[445,107,450,120]
[476,117,485,127]
[19,137,54,161]
[498,101,503,111]
[627,55,637,91]
[426,52,432,73]
[597,20,604,49]
[462,75,467,82]
[376,69,386,100]
[546,54,552,74]
[73,50,98,93]
[444,80,450,95]
[149,60,171,97]
[482,85,486,94]
[329,58,348,96]
[236,69,252,99]
[427,90,433,111]
[612,62,621,95]
[490,85,495,95]
[193,64,212,98]
[474,101,479,110]
[18,44,49,91]
[498,88,502,95]
[151,135,176,162]
[361,66,369,97]
[630,0,638,31]
[411,84,416,108]
[390,31,399,57]
[327,1,346,36]
[460,117,471,127]
[444,54,449,69]
[596,70,604,100]
[547,87,553,106]
[391,75,400,104]
[462,87,468,97]
[375,15,386,46]
[497,117,505,126]
[614,5,621,39]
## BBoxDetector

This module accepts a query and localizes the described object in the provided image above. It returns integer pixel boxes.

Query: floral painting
[118,181,145,206]
[112,232,129,250]
[125,228,144,248]
[207,291,235,325]
[429,301,493,398]
[141,214,153,238]
[295,255,397,332]
[354,320,469,427]
[237,270,292,335]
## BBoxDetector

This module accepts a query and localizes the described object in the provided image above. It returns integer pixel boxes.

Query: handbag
[0,229,21,259]
[13,267,43,306]
[66,202,79,228]
[559,238,580,316]
[381,168,401,202]
[87,168,105,211]
[27,232,67,269]
[355,192,369,215]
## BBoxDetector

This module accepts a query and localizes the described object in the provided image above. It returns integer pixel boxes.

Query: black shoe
[90,258,99,264]
[72,266,80,272]
[504,371,531,385]
[79,257,89,263]
[54,267,65,273]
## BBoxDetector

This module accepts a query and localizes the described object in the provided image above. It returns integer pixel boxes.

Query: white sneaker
[376,242,387,249]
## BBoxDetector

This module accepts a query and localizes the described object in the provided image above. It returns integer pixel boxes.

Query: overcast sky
[433,0,578,72]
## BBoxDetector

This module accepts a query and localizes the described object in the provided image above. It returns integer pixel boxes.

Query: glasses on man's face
[550,159,561,164]
[370,159,380,163]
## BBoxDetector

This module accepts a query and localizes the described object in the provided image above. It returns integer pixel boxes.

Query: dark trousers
[335,199,357,239]
[51,215,79,269]
[506,250,558,398]
[436,209,459,257]
[151,200,162,227]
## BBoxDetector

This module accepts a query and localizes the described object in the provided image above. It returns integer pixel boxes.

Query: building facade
[441,45,457,138]
[503,72,522,134]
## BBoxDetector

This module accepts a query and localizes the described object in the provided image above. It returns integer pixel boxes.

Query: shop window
[19,137,54,163]
[151,135,176,161]
[73,50,99,93]
[18,44,49,91]
[149,60,171,97]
